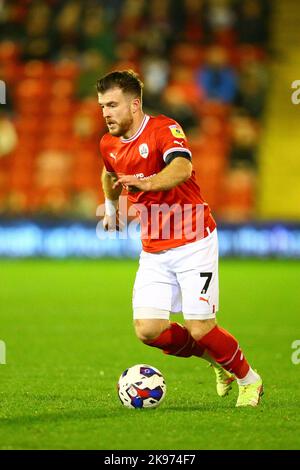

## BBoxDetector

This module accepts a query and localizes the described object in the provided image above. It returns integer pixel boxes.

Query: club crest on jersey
[169,125,186,139]
[139,143,149,159]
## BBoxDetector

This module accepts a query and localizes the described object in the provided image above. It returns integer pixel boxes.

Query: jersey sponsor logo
[134,172,157,179]
[169,125,186,139]
[139,143,149,159]
[109,152,117,160]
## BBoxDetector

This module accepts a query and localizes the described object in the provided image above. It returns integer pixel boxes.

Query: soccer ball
[117,364,166,409]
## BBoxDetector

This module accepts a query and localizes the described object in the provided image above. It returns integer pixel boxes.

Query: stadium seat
[51,79,75,99]
[23,60,51,79]
[171,43,204,70]
[0,40,20,62]
[53,60,79,80]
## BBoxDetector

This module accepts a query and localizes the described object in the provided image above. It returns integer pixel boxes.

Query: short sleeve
[156,121,192,164]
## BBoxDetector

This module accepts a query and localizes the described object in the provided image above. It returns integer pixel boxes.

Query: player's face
[98,88,135,137]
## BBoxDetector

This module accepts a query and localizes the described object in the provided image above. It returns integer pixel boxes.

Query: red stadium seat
[8,168,32,190]
[72,169,100,191]
[16,78,48,100]
[219,169,255,221]
[15,117,40,136]
[43,118,73,136]
[199,101,230,120]
[23,60,52,79]
[51,79,75,99]
[171,44,204,70]
[49,99,77,117]
[0,41,20,62]
[53,60,79,80]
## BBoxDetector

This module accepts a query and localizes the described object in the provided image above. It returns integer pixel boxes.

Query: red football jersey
[100,114,216,252]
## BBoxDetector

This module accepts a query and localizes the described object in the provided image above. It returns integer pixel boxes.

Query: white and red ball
[117,364,166,409]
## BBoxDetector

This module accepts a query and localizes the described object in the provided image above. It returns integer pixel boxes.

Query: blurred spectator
[76,49,107,99]
[159,87,199,133]
[113,41,140,71]
[53,0,82,57]
[80,7,116,62]
[203,0,236,44]
[228,110,259,169]
[103,0,124,25]
[180,0,205,42]
[22,1,53,60]
[141,0,173,54]
[117,0,146,42]
[142,56,169,113]
[0,1,27,41]
[142,56,169,96]
[196,46,237,103]
[235,59,268,118]
[236,0,270,46]
[169,65,203,107]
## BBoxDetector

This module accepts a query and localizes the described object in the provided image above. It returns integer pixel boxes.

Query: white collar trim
[121,115,150,143]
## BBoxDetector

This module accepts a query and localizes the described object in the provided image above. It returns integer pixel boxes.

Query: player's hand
[113,175,152,193]
[103,211,124,231]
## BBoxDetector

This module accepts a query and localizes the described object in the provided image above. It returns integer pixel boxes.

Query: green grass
[0,259,300,450]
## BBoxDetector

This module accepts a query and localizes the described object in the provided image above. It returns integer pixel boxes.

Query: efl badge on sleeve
[139,143,149,159]
[169,125,186,139]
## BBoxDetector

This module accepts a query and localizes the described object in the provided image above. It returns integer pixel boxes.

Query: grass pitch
[0,259,300,450]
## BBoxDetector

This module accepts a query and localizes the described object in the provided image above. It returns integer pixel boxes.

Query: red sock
[197,325,250,378]
[146,322,205,358]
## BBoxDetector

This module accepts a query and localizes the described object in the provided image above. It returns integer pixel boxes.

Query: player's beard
[106,114,134,137]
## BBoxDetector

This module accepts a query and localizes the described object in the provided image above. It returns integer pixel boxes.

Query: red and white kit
[100,114,219,319]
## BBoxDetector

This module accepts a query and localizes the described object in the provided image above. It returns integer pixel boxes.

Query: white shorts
[133,229,219,320]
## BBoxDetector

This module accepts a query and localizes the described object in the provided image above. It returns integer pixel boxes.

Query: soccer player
[97,70,263,407]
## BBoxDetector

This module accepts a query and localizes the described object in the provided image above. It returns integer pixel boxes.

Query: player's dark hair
[96,70,143,100]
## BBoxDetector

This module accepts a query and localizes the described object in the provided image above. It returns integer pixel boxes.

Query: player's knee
[185,319,216,341]
[134,319,169,343]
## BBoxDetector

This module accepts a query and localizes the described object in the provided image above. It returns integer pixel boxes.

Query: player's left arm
[114,156,192,192]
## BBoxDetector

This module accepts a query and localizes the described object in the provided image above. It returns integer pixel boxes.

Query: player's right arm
[102,168,120,201]
[101,168,123,231]
[100,134,123,231]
